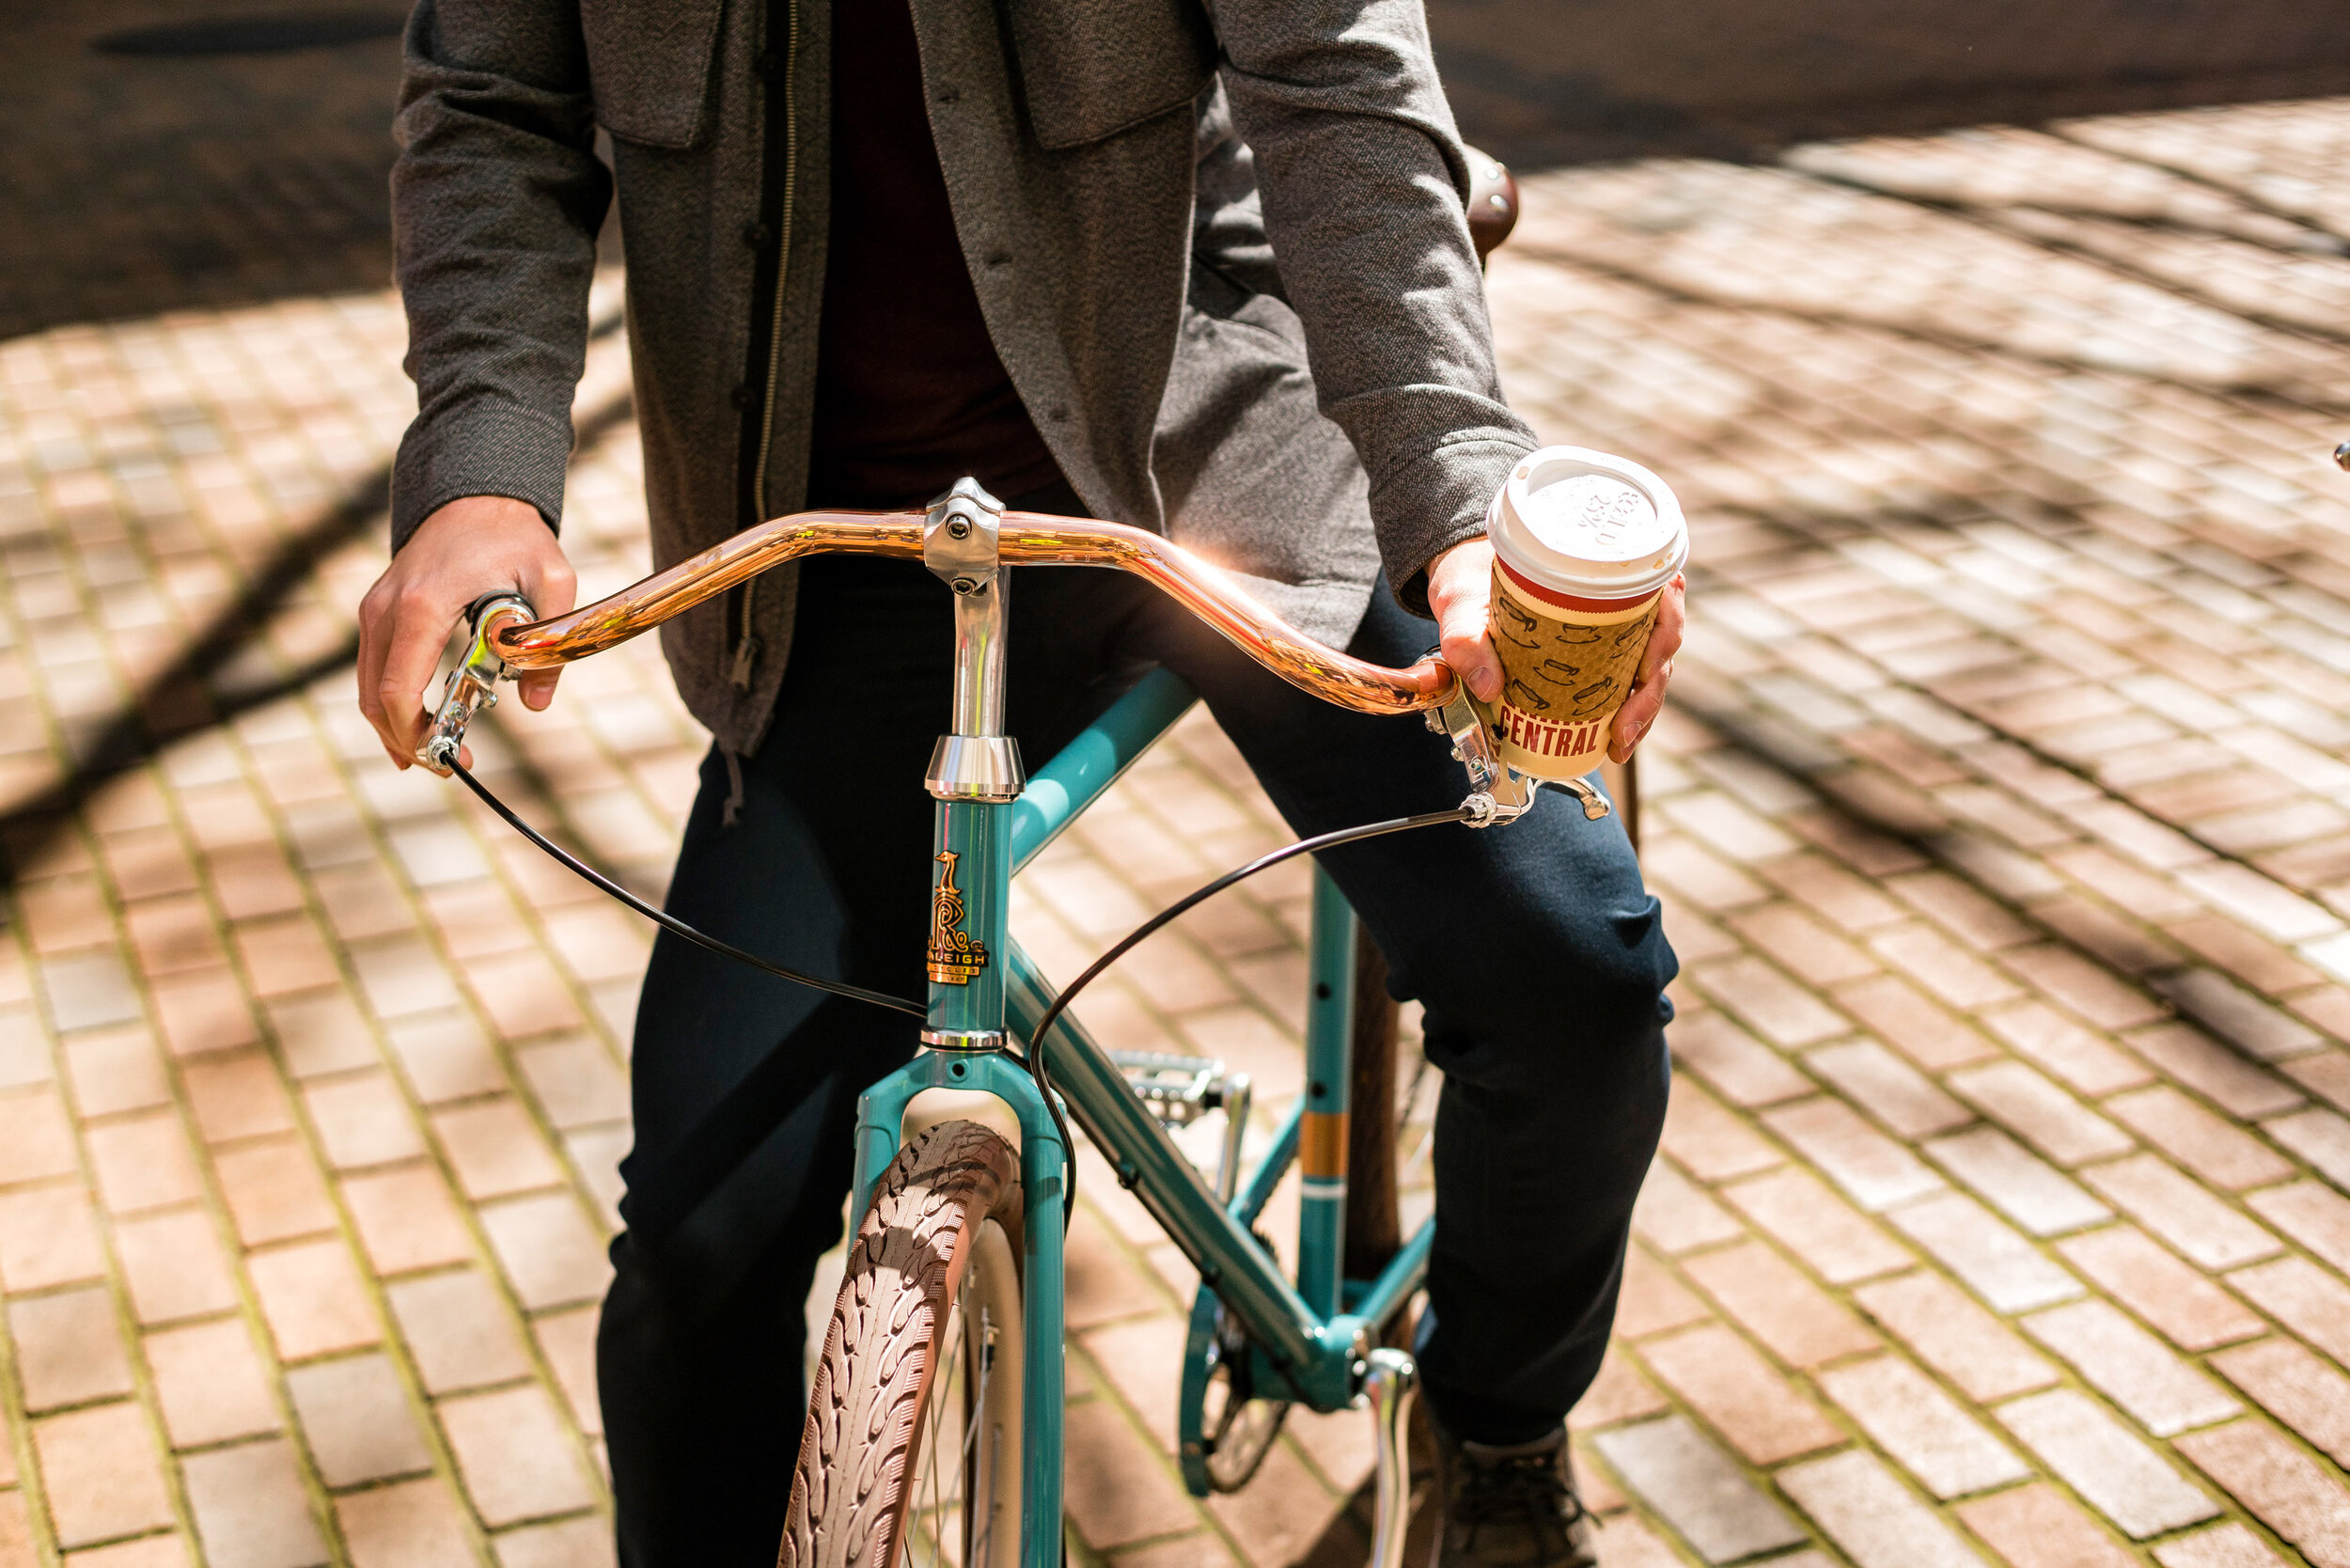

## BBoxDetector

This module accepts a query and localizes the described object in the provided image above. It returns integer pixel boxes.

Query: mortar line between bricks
[2169,1406,2350,1563]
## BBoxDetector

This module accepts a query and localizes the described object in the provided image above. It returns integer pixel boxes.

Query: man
[358,0,1684,1562]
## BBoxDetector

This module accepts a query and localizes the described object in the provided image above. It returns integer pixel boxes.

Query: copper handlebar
[489,510,1458,715]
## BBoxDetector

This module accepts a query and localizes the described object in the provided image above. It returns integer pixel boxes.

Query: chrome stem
[924,479,1025,804]
[1363,1348,1418,1568]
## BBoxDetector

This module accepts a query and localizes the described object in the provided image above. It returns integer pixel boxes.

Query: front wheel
[780,1121,1027,1568]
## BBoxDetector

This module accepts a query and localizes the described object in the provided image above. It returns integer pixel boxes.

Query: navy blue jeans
[598,525,1676,1566]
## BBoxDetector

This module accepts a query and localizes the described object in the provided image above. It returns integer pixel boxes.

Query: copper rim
[490,510,1458,715]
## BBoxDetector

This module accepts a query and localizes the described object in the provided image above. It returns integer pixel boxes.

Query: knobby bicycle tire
[780,1121,1027,1568]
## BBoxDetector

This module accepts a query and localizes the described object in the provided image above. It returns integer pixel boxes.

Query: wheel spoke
[907,1257,995,1568]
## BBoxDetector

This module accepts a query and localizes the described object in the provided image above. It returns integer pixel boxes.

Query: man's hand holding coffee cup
[1430,539,1684,766]
[1473,447,1689,778]
[1430,447,1689,776]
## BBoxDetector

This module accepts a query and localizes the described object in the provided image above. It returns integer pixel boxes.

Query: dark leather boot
[1429,1418,1598,1568]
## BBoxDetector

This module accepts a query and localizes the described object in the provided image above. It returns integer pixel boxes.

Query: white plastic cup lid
[1486,447,1688,601]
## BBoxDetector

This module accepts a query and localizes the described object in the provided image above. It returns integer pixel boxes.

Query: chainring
[1198,1288,1292,1492]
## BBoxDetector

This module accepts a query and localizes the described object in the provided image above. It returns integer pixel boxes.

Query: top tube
[487,509,1458,717]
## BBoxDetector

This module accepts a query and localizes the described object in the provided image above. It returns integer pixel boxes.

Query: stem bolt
[948,517,971,538]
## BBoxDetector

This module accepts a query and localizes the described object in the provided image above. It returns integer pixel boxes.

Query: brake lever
[1423,666,1610,826]
[417,593,535,776]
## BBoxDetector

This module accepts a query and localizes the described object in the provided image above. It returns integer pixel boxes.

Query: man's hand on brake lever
[1425,539,1684,766]
[356,496,577,771]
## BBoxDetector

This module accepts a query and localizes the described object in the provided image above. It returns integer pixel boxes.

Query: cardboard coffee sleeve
[1484,448,1687,780]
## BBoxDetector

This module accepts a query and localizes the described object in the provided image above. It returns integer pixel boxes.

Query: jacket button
[743,221,774,251]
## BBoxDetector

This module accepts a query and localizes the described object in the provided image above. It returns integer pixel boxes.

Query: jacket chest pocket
[579,0,729,149]
[1003,0,1216,149]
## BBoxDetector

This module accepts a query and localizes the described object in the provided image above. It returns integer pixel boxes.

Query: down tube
[1005,940,1360,1407]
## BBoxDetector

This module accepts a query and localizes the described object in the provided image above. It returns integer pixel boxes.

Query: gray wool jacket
[389,0,1539,755]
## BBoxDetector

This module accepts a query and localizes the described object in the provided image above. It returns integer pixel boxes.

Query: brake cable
[430,601,1572,1231]
[447,760,928,1019]
[1021,805,1476,1227]
[447,751,1480,1229]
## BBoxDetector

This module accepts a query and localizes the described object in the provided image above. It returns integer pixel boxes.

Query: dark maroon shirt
[804,0,1062,509]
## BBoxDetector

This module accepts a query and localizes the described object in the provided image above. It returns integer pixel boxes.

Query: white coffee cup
[1483,447,1688,778]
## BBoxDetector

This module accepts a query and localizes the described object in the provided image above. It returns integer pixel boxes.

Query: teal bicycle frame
[854,665,1435,1568]
[848,485,1449,1568]
[431,476,1584,1568]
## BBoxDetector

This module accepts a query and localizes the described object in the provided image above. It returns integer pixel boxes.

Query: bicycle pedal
[1111,1050,1228,1125]
[1111,1050,1251,1201]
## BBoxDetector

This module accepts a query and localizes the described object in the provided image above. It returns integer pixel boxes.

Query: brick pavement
[5,86,2350,1568]
[10,0,2346,342]
[1426,0,2350,167]
[0,5,409,342]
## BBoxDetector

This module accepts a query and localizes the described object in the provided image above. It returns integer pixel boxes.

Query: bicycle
[415,485,1617,1568]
